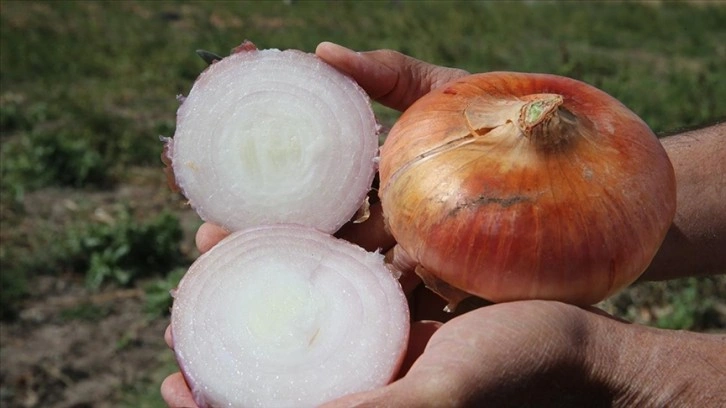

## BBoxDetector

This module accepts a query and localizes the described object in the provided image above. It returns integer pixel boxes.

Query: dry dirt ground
[0,168,198,408]
[0,278,170,408]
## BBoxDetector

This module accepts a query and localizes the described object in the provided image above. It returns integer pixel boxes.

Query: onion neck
[518,94,577,149]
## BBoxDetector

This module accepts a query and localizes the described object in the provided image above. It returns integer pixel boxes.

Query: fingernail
[316,41,357,56]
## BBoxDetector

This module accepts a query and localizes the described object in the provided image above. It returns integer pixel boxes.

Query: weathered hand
[161,42,726,408]
[159,218,450,408]
[322,300,611,408]
[315,41,469,113]
[321,299,726,408]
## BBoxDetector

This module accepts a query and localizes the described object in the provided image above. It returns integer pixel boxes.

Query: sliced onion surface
[170,48,379,233]
[171,224,410,408]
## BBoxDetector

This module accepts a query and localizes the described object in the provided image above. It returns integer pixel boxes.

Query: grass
[2,2,725,195]
[0,204,186,319]
[1,1,725,406]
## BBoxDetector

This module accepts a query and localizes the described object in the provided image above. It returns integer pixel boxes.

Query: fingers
[161,372,199,408]
[398,321,442,377]
[316,41,398,104]
[320,313,482,408]
[195,222,230,253]
[165,325,173,348]
[316,42,469,112]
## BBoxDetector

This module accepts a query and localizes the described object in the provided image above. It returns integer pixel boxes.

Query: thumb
[316,42,468,112]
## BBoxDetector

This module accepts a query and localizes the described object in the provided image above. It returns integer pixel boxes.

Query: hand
[161,43,469,407]
[166,228,724,408]
[321,302,726,408]
[321,300,611,408]
[163,243,725,408]
[162,43,726,407]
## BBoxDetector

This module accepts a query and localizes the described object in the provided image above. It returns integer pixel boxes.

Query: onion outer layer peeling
[167,45,379,234]
[171,224,409,408]
[379,71,677,307]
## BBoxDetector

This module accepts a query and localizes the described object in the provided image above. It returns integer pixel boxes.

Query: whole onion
[379,72,677,308]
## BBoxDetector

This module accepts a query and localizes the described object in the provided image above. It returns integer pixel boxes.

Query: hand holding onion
[163,41,725,408]
[321,42,678,309]
[162,222,450,408]
[164,42,422,408]
[315,43,725,408]
[164,222,726,408]
[166,218,726,408]
[162,44,472,408]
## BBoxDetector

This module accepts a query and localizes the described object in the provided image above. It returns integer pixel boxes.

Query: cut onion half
[171,224,410,408]
[168,45,379,233]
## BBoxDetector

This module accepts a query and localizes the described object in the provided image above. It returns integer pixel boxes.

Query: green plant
[144,267,186,318]
[120,350,179,408]
[0,247,28,320]
[600,275,726,331]
[59,302,112,322]
[65,208,185,290]
[1,128,110,202]
[0,205,187,321]
[654,277,722,330]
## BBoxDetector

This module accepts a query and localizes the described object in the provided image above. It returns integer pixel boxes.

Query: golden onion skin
[379,72,676,306]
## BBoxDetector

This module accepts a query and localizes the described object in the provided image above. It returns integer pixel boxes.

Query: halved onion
[171,224,410,408]
[167,44,379,233]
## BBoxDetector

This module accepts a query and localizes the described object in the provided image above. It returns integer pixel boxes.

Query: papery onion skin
[380,72,677,306]
[171,224,410,408]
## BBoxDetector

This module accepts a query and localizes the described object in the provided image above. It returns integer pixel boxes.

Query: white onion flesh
[171,224,410,408]
[170,48,379,233]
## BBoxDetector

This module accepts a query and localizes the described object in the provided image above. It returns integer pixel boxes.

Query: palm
[324,300,604,408]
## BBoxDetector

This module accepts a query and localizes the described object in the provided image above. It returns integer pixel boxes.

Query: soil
[0,168,198,408]
[0,278,170,408]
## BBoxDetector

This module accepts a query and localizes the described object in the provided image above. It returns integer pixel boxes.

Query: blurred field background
[1,1,725,407]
